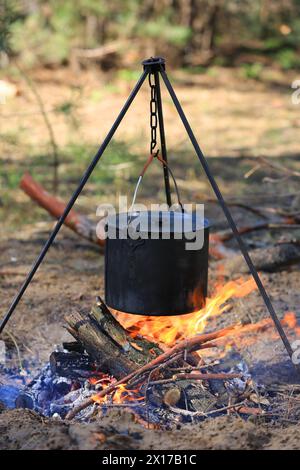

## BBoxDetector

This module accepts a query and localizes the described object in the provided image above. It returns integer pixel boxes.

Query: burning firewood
[65,299,163,380]
[15,298,282,423]
[65,323,236,420]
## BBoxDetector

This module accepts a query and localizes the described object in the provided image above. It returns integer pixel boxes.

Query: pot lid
[106,210,209,236]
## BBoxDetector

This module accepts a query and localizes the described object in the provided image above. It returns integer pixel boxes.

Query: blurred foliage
[0,0,300,69]
[0,0,20,53]
[240,63,264,80]
[275,48,300,69]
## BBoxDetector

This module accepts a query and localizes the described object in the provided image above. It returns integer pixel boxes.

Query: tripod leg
[0,70,148,335]
[160,67,295,363]
[154,71,172,206]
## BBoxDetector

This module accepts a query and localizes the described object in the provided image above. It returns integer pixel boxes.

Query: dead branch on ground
[223,241,300,273]
[20,173,105,247]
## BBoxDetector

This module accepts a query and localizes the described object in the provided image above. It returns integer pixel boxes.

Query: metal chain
[148,72,158,154]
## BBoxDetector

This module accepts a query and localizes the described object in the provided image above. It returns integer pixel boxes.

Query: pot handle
[129,151,184,218]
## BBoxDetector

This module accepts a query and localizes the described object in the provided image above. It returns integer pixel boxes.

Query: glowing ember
[88,373,111,386]
[92,383,143,405]
[283,311,297,329]
[115,277,257,347]
[283,311,300,336]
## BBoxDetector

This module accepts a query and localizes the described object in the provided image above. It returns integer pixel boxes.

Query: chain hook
[148,72,158,155]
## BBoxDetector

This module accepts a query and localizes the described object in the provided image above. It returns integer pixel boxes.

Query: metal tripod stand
[0,57,296,368]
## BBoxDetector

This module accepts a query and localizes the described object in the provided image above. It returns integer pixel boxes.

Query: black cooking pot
[105,210,209,316]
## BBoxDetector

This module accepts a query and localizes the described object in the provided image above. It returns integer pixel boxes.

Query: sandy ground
[1,407,300,450]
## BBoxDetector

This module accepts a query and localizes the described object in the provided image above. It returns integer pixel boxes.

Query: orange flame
[115,278,257,347]
[92,383,143,405]
[89,279,300,408]
[88,372,112,386]
[283,311,300,336]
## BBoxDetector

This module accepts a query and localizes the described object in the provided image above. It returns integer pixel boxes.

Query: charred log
[65,300,162,379]
[15,393,34,410]
[50,352,95,379]
[62,341,85,353]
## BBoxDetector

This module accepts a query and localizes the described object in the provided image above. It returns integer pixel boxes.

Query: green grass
[239,63,264,80]
[61,140,139,186]
[0,139,141,229]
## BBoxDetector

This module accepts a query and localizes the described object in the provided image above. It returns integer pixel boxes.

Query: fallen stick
[205,198,300,222]
[168,400,262,417]
[20,172,105,247]
[71,41,122,60]
[174,372,240,380]
[149,372,241,385]
[70,40,127,72]
[259,156,300,179]
[219,221,300,241]
[204,198,268,220]
[223,241,300,273]
[65,325,235,420]
[168,401,247,417]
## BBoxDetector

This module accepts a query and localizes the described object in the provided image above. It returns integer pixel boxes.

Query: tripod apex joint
[142,56,166,71]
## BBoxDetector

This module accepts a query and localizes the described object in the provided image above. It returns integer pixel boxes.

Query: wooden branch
[66,325,235,420]
[218,221,300,241]
[259,156,300,179]
[204,198,269,220]
[71,41,123,60]
[206,196,300,224]
[223,241,300,273]
[65,308,137,378]
[149,372,241,384]
[70,41,126,72]
[173,372,241,381]
[168,401,263,417]
[20,172,105,247]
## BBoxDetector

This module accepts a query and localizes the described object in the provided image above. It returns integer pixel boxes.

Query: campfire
[1,57,300,446]
[11,275,299,426]
[2,176,299,429]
